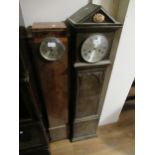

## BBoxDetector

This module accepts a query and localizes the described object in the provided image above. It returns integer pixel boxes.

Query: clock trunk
[31,22,69,142]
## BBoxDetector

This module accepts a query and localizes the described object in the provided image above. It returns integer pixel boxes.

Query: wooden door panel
[76,69,104,118]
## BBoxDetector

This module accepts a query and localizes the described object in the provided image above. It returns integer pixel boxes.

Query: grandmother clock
[67,3,122,141]
[31,22,69,141]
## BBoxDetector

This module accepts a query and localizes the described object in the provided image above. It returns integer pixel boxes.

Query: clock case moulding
[66,3,122,141]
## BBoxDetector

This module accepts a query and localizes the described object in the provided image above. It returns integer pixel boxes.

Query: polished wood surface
[50,108,135,155]
[31,23,69,141]
[33,37,68,127]
[32,22,66,31]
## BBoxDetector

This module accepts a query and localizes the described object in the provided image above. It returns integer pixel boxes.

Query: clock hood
[67,3,122,29]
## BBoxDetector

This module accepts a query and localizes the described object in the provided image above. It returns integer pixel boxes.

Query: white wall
[20,0,121,27]
[99,0,135,125]
[19,4,25,26]
[94,0,121,18]
[117,0,130,22]
[20,0,88,27]
[19,5,25,26]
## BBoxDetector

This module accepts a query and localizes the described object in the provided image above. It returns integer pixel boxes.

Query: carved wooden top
[67,3,122,29]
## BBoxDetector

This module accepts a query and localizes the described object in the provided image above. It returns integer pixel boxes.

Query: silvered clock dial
[40,37,65,61]
[81,35,109,63]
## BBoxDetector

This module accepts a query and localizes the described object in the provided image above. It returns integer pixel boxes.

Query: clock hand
[47,50,52,56]
[89,49,96,61]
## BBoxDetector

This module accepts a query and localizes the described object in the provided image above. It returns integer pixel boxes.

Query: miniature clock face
[81,35,109,63]
[40,37,65,61]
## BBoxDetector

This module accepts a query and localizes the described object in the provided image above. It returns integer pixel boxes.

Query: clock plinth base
[71,115,99,142]
[71,134,97,142]
[49,124,68,142]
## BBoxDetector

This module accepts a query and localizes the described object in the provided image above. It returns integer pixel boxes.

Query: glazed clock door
[40,37,65,61]
[81,35,109,63]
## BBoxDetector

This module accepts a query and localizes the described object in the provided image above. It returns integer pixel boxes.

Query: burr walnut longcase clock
[31,22,69,141]
[67,3,122,141]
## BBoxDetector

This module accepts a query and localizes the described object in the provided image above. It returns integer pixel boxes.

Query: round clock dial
[40,37,65,61]
[81,35,109,63]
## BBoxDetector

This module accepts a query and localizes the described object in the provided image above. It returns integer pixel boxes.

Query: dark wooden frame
[67,3,122,141]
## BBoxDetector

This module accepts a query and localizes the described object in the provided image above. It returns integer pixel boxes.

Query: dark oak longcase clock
[31,22,69,141]
[67,3,122,141]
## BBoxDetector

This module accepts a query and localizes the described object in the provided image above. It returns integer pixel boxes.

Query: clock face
[81,35,109,63]
[40,37,65,61]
